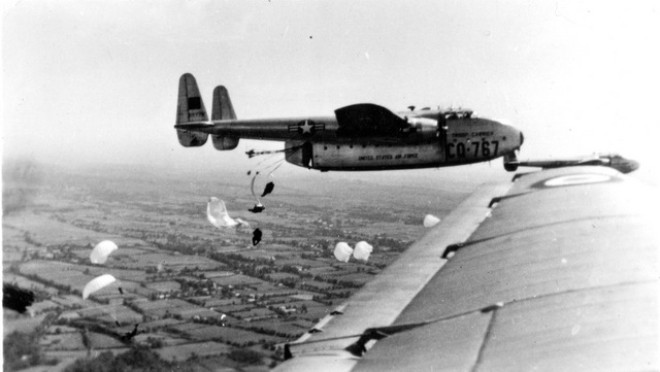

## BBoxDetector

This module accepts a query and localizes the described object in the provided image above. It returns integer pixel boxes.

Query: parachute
[261,182,275,197]
[333,242,353,262]
[246,171,267,213]
[249,165,279,208]
[423,214,441,228]
[82,274,117,299]
[90,240,118,264]
[353,241,373,262]
[252,228,263,246]
[207,197,249,228]
[333,241,374,262]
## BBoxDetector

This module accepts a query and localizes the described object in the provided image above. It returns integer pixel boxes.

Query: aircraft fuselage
[276,115,522,171]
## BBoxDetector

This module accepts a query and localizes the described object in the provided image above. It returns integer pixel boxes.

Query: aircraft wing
[275,166,658,371]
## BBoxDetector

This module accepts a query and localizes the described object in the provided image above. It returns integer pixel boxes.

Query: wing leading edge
[275,182,515,372]
[276,166,658,371]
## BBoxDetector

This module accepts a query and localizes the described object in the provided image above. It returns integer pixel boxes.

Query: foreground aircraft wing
[276,166,658,371]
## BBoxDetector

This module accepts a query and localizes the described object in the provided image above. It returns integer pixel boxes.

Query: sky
[3,0,660,184]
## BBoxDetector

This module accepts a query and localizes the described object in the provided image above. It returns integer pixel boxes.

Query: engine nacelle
[503,152,519,172]
[504,162,519,172]
[212,135,239,150]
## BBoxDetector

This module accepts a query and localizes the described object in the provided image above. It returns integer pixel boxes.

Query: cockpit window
[443,109,473,120]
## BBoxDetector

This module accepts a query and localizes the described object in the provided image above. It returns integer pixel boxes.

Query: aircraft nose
[627,159,640,173]
[511,127,524,150]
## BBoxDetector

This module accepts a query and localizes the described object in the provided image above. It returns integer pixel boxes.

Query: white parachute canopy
[353,241,373,262]
[207,197,249,228]
[82,274,117,299]
[333,242,353,263]
[90,240,118,264]
[423,214,441,228]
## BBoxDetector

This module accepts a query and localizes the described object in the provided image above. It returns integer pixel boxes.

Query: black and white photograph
[3,1,658,371]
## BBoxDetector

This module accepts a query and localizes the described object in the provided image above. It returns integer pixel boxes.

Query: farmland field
[155,341,232,362]
[173,323,285,344]
[3,161,469,370]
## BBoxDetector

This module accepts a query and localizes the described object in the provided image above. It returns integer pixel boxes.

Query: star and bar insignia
[288,120,325,136]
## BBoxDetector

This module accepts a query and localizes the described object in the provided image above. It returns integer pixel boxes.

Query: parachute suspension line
[259,155,285,170]
[255,152,280,167]
[247,146,296,205]
[252,146,297,175]
[250,173,259,199]
[247,145,300,176]
[266,160,285,177]
[250,173,264,206]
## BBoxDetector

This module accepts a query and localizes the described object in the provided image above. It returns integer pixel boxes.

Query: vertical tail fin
[176,73,209,147]
[211,85,240,150]
[212,86,237,120]
[177,73,208,124]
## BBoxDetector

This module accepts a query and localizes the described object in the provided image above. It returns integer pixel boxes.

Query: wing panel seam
[470,308,499,372]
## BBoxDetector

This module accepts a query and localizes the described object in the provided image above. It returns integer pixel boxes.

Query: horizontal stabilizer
[174,123,214,132]
[335,103,410,138]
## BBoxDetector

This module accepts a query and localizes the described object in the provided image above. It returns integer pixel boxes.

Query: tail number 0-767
[446,140,499,159]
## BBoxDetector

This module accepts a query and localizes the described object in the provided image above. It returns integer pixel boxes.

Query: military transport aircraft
[506,152,640,174]
[273,165,658,371]
[174,73,524,172]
